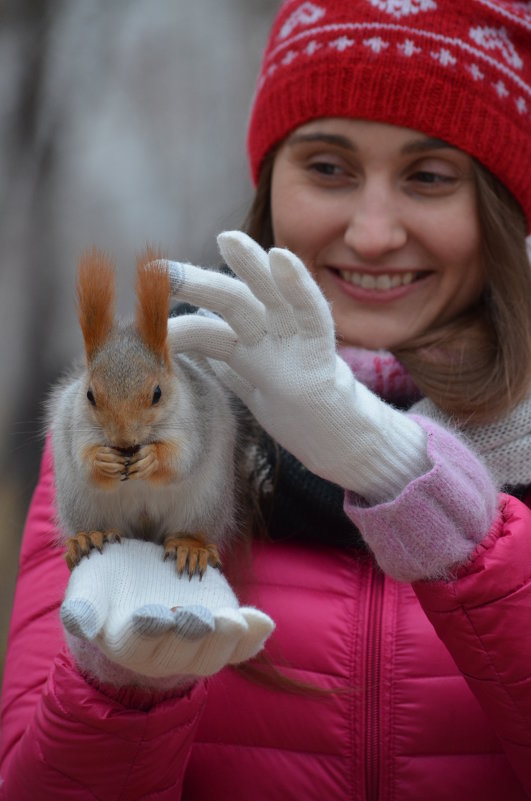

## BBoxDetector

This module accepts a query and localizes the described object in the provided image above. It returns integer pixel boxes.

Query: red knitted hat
[247,0,531,226]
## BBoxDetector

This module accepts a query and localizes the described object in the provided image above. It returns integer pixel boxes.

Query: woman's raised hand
[166,232,428,500]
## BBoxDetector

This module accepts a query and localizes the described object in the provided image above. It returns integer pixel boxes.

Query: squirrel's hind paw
[163,535,222,580]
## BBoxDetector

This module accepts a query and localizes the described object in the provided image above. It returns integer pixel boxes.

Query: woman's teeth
[338,270,416,290]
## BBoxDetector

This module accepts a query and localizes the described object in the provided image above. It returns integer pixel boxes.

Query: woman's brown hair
[243,149,531,424]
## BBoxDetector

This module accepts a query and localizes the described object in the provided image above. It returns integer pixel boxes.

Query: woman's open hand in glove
[61,538,274,687]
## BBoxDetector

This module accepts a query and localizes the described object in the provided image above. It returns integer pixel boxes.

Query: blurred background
[0,0,277,683]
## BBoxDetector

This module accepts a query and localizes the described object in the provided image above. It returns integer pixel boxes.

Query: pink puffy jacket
[1,444,531,800]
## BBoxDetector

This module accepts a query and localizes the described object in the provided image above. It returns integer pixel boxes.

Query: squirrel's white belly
[92,476,229,542]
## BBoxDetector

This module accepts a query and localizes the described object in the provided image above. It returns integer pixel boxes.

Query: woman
[2,1,531,798]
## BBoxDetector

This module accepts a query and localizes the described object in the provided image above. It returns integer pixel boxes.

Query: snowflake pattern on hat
[366,0,437,17]
[260,0,529,119]
[278,2,326,39]
[470,24,524,68]
[248,0,531,225]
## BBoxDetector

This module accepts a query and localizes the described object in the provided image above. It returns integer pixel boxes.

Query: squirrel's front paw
[124,443,158,481]
[84,445,128,486]
[125,442,177,483]
[66,529,121,571]
[163,534,222,579]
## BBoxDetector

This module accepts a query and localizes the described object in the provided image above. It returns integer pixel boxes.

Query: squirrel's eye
[87,389,96,406]
[152,385,162,405]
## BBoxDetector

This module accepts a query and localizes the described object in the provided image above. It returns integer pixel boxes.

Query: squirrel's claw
[163,534,221,580]
[66,529,121,571]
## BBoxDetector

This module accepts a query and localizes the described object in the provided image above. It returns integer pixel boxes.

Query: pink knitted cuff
[344,416,498,582]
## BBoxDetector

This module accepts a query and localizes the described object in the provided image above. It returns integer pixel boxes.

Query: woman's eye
[311,161,342,176]
[411,170,455,185]
[407,157,462,190]
[306,159,354,183]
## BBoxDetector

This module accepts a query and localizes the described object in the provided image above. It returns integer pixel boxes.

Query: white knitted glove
[61,539,274,685]
[166,231,430,503]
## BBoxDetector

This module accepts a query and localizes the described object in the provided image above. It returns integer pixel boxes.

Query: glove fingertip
[269,248,333,321]
[240,608,275,642]
[269,247,314,288]
[217,229,248,250]
[269,246,301,266]
[165,260,187,292]
[133,604,175,636]
[228,608,275,665]
[217,230,267,270]
[214,607,248,636]
[61,598,101,640]
[174,605,215,640]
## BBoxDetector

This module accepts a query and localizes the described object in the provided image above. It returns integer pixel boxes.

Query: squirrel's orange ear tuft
[136,245,170,363]
[77,247,116,362]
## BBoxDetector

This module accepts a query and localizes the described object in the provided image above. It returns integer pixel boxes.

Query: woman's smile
[329,266,433,299]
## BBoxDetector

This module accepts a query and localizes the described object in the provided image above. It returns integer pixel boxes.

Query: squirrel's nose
[111,431,138,451]
[114,443,141,457]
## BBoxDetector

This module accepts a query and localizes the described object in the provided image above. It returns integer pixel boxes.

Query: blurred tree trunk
[1,0,67,484]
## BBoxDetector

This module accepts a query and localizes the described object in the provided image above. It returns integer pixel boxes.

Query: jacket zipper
[364,565,385,801]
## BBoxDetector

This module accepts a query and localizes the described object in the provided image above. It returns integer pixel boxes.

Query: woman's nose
[344,187,407,259]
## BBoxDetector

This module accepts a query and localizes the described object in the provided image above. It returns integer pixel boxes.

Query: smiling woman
[246,118,530,422]
[270,119,484,350]
[242,0,531,428]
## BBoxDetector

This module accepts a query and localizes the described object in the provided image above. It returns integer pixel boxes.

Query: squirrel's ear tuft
[77,248,116,362]
[136,245,170,363]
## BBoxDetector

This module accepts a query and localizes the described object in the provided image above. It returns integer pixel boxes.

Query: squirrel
[47,246,252,578]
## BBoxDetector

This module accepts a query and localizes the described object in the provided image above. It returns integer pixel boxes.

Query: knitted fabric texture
[247,0,531,227]
[266,347,531,552]
[62,539,275,684]
[341,347,531,490]
[412,392,531,488]
[345,414,498,581]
